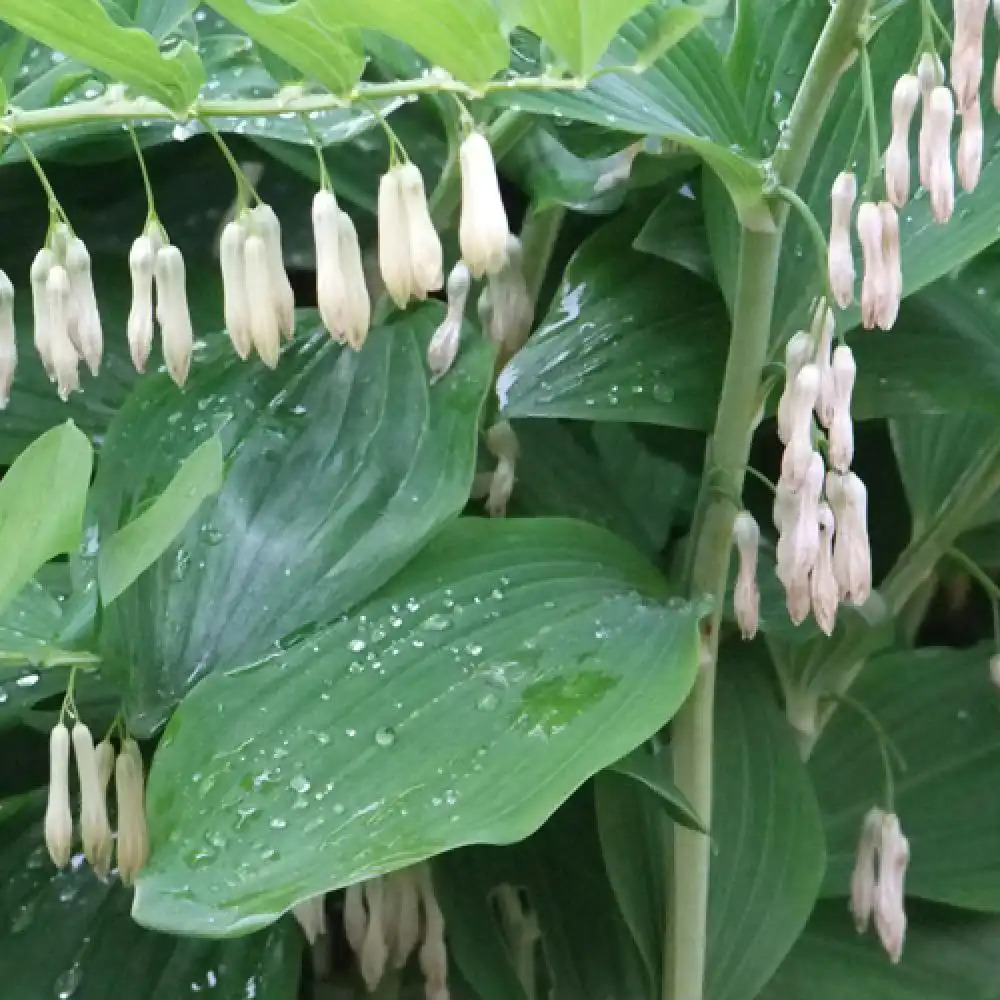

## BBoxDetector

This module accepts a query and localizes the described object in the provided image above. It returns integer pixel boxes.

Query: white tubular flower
[360,877,389,992]
[828,470,872,605]
[459,131,511,278]
[72,722,112,880]
[958,97,984,192]
[30,248,55,380]
[485,420,519,518]
[398,162,444,297]
[927,86,956,223]
[95,739,114,794]
[829,345,856,473]
[992,652,1000,689]
[343,882,368,954]
[874,813,910,964]
[250,204,295,341]
[918,52,946,189]
[487,235,534,353]
[244,235,282,369]
[850,806,885,933]
[0,270,16,409]
[856,202,886,330]
[428,262,471,384]
[292,895,327,946]
[127,236,157,372]
[390,871,421,969]
[115,738,148,887]
[732,511,760,641]
[772,478,798,533]
[66,237,103,376]
[812,302,836,428]
[46,265,80,401]
[777,332,814,444]
[378,168,413,309]
[153,245,194,387]
[951,0,989,111]
[811,503,839,635]
[828,172,856,309]
[884,75,919,206]
[877,203,902,331]
[417,865,449,1000]
[994,52,1000,111]
[337,212,371,351]
[777,451,823,595]
[779,364,820,490]
[44,722,73,868]
[312,189,346,342]
[219,221,253,359]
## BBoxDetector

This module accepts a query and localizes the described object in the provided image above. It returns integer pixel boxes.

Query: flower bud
[850,807,885,933]
[991,652,1000,689]
[46,265,80,401]
[344,882,368,953]
[114,738,148,887]
[884,75,919,206]
[382,870,421,968]
[428,262,471,383]
[398,162,444,297]
[812,301,836,428]
[219,221,253,359]
[877,203,902,330]
[44,723,73,868]
[488,235,533,354]
[292,895,327,946]
[0,270,16,408]
[153,246,194,387]
[95,739,114,793]
[828,470,871,605]
[378,168,413,309]
[829,345,856,472]
[811,503,839,635]
[66,237,102,376]
[30,248,55,380]
[72,722,112,880]
[250,204,295,341]
[459,132,510,278]
[485,420,519,518]
[856,202,886,330]
[337,212,371,351]
[918,54,946,188]
[776,451,823,594]
[927,86,956,223]
[780,364,820,489]
[244,235,281,369]
[360,877,389,991]
[732,511,760,640]
[772,478,797,533]
[777,332,814,444]
[127,236,157,372]
[951,0,989,111]
[312,190,346,342]
[957,97,983,192]
[994,52,1000,112]
[417,865,449,1000]
[828,172,857,309]
[874,813,910,963]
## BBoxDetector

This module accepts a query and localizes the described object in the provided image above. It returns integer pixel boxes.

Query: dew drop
[54,964,82,999]
[170,548,192,582]
[374,727,397,748]
[476,692,499,712]
[290,774,311,795]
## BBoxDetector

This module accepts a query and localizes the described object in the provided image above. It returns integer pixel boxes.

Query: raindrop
[476,692,499,712]
[420,613,452,631]
[374,727,397,748]
[170,548,192,582]
[200,524,225,545]
[54,964,82,999]
[348,638,366,652]
[289,774,311,795]
[15,672,39,688]
[270,817,287,830]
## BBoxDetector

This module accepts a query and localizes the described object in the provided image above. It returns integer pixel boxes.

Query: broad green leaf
[0,798,303,999]
[0,579,96,673]
[811,644,1000,911]
[0,0,204,110]
[706,661,826,1000]
[0,422,92,616]
[633,186,714,281]
[98,435,225,605]
[132,518,701,935]
[498,217,728,431]
[204,0,365,94]
[92,309,494,732]
[491,11,768,228]
[611,744,706,832]
[758,900,1000,1000]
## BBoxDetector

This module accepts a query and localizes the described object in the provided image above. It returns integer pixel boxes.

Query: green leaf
[758,900,1000,1000]
[132,517,701,935]
[98,435,225,606]
[0,579,96,672]
[0,422,92,616]
[498,217,728,431]
[706,661,826,1000]
[811,644,1000,911]
[491,11,768,228]
[0,798,303,999]
[92,309,494,732]
[0,0,204,110]
[610,744,706,832]
[204,0,365,94]
[633,186,714,281]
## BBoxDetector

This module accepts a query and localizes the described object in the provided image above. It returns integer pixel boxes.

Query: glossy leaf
[633,186,714,281]
[98,435,225,605]
[0,579,96,672]
[93,309,494,732]
[498,217,728,431]
[0,798,303,999]
[706,661,826,1000]
[0,0,204,110]
[811,644,1000,911]
[0,422,92,616]
[610,743,706,832]
[132,517,701,935]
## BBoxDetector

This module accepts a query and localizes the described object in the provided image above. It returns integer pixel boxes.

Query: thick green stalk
[665,2,870,999]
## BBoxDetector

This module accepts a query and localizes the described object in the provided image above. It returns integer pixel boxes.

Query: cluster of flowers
[44,722,148,887]
[293,864,450,1000]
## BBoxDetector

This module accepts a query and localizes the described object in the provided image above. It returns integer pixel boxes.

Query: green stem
[858,43,881,197]
[126,124,158,226]
[666,3,870,999]
[3,128,69,224]
[773,184,834,302]
[297,112,331,189]
[200,116,259,205]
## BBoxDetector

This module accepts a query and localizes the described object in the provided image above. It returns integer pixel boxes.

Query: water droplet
[54,964,82,999]
[348,638,366,652]
[420,613,452,631]
[170,548,191,582]
[270,817,287,830]
[476,692,499,712]
[200,524,225,545]
[290,774,310,794]
[374,727,397,748]
[15,672,39,688]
